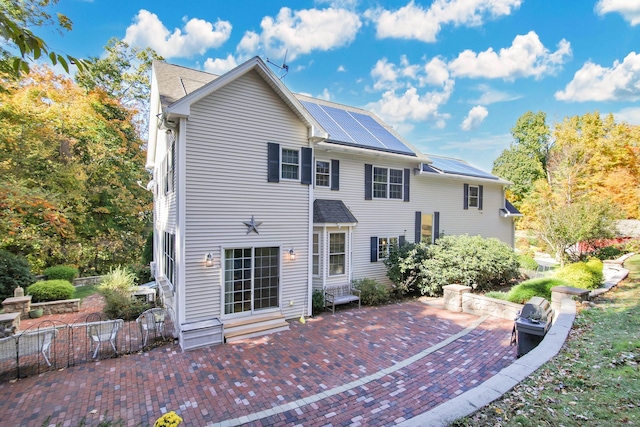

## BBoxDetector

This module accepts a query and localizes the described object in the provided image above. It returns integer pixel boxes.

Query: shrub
[518,254,539,271]
[554,259,603,290]
[43,265,79,282]
[98,266,138,297]
[27,280,75,302]
[128,263,152,285]
[353,278,390,306]
[312,289,325,315]
[386,235,520,296]
[0,250,35,301]
[505,278,568,304]
[484,291,509,301]
[101,290,151,321]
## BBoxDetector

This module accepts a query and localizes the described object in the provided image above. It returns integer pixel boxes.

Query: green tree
[0,66,151,273]
[75,38,163,138]
[0,0,86,78]
[492,111,551,204]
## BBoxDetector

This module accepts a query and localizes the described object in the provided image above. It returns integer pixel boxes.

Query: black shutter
[403,168,410,202]
[268,142,280,183]
[301,147,312,185]
[331,159,339,191]
[415,211,422,243]
[463,183,469,209]
[433,212,440,241]
[370,236,378,262]
[365,164,372,200]
[399,235,406,247]
[478,185,484,210]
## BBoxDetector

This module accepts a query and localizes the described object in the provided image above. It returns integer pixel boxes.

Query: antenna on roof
[266,49,289,80]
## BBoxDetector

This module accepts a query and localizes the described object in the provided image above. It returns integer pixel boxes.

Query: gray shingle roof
[153,61,219,108]
[314,199,358,224]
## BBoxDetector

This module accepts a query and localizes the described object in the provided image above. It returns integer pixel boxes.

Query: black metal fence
[0,307,176,382]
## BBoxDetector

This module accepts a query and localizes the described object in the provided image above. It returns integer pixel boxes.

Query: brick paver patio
[0,299,516,426]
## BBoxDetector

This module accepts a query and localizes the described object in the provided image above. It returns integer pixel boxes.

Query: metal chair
[136,308,167,346]
[88,319,123,358]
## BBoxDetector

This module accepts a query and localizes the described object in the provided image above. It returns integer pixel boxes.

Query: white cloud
[555,52,640,102]
[468,84,521,104]
[613,107,640,125]
[460,105,488,130]
[203,54,238,75]
[237,7,361,61]
[596,0,640,26]
[123,10,232,58]
[423,57,450,86]
[366,82,454,129]
[448,31,571,80]
[371,58,400,90]
[318,88,332,100]
[366,0,522,43]
[337,65,346,72]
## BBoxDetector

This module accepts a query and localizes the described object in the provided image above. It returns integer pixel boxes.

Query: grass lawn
[453,254,640,426]
[73,283,99,300]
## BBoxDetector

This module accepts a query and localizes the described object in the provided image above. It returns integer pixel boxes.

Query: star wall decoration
[243,215,262,234]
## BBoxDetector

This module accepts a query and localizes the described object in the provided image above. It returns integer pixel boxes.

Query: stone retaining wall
[73,276,104,287]
[462,293,522,320]
[30,299,80,315]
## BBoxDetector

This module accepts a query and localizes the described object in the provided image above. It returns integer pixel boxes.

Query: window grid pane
[469,185,479,208]
[329,233,345,275]
[315,161,330,187]
[224,248,252,314]
[254,247,279,310]
[312,234,320,275]
[389,169,403,199]
[281,149,299,180]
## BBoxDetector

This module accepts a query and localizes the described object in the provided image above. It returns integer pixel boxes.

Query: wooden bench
[324,284,361,313]
[0,328,58,366]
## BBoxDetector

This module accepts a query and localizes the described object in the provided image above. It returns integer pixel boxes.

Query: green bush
[101,290,151,321]
[27,280,75,302]
[0,250,35,301]
[98,266,138,297]
[128,263,152,285]
[518,254,539,271]
[505,277,568,304]
[353,278,390,306]
[484,291,509,301]
[554,259,603,290]
[589,245,623,261]
[386,235,520,296]
[44,265,79,282]
[312,289,325,315]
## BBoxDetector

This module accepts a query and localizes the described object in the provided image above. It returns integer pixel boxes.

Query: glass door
[224,247,280,315]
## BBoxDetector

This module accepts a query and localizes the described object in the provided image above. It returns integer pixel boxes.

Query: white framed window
[281,148,299,180]
[312,233,320,275]
[315,160,330,187]
[373,166,403,199]
[468,185,479,208]
[163,232,175,288]
[378,237,398,260]
[329,232,345,276]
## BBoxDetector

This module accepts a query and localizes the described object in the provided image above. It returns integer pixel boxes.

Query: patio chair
[136,308,167,346]
[87,319,124,359]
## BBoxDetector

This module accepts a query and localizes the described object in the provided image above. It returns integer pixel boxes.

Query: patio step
[223,313,289,343]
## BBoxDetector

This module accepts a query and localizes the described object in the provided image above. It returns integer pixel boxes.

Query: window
[164,136,175,195]
[421,214,433,243]
[378,237,398,259]
[281,149,299,180]
[464,184,483,210]
[329,233,345,275]
[315,160,330,187]
[224,247,280,314]
[372,166,403,199]
[469,185,479,208]
[163,232,175,287]
[312,233,320,275]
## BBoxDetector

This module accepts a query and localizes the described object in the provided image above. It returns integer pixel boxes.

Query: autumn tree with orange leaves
[0,67,151,273]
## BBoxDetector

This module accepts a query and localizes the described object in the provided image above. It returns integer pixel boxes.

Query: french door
[224,247,280,315]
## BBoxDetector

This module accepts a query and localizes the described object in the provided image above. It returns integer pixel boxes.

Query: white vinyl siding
[183,70,310,322]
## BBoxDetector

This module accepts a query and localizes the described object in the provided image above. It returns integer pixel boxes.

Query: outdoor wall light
[205,252,215,267]
[289,248,296,261]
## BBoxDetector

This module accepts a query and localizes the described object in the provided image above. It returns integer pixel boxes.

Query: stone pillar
[550,286,590,318]
[2,295,32,320]
[443,284,472,312]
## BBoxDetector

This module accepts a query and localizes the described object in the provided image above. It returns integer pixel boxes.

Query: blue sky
[38,0,640,171]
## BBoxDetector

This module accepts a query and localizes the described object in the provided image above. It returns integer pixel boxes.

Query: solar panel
[427,157,499,180]
[301,100,415,156]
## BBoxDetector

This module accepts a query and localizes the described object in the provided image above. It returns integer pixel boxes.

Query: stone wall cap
[2,296,32,304]
[443,284,472,291]
[551,286,590,296]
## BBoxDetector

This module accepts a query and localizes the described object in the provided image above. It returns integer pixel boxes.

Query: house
[146,57,520,350]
